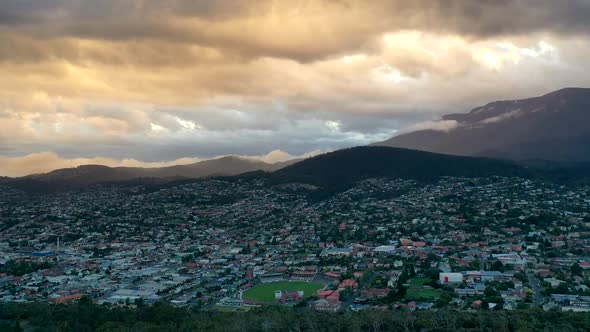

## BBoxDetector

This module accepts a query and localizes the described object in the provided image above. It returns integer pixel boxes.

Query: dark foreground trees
[1,301,590,332]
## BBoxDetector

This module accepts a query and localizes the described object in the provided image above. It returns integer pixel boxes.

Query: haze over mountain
[375,88,590,162]
[0,156,297,192]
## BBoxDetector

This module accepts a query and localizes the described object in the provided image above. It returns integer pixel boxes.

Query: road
[526,270,544,306]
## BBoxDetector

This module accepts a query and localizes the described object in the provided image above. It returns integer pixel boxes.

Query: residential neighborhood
[1,176,590,313]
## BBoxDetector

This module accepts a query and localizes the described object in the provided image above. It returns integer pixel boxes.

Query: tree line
[1,300,590,331]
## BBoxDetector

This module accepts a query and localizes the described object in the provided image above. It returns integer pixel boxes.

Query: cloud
[1,1,590,166]
[2,1,590,62]
[479,109,523,124]
[397,120,459,135]
[472,40,558,71]
[249,149,322,164]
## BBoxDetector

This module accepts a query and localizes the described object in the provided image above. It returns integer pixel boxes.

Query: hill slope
[269,146,529,191]
[375,88,590,162]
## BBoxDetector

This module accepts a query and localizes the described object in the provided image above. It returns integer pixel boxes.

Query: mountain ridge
[0,156,299,192]
[375,88,590,162]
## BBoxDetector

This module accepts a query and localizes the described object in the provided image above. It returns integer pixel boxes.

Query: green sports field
[405,288,444,300]
[243,281,323,303]
[410,278,430,287]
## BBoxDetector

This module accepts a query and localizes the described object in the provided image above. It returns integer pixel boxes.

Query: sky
[2,0,590,176]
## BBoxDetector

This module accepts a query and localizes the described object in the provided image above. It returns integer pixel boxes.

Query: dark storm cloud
[1,0,590,62]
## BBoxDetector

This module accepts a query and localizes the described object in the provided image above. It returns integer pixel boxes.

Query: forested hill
[269,146,529,188]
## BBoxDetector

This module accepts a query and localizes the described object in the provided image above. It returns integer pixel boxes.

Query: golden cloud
[1,0,590,173]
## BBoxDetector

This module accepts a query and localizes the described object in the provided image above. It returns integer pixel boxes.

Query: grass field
[405,288,444,300]
[243,281,323,303]
[410,278,430,287]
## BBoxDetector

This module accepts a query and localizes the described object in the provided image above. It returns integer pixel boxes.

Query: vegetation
[269,146,529,199]
[0,260,54,277]
[1,301,590,331]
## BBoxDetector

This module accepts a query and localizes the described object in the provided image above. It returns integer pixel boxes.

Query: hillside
[269,146,529,195]
[375,88,590,162]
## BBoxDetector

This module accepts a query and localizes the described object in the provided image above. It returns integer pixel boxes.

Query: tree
[553,283,571,295]
[14,319,22,332]
[433,291,453,308]
[134,298,145,308]
[4,302,590,330]
[78,295,92,306]
[571,263,583,277]
[490,260,506,272]
[339,287,355,302]
[514,271,527,283]
[484,286,499,297]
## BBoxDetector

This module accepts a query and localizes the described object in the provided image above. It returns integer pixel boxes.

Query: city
[3,0,590,330]
[2,175,589,313]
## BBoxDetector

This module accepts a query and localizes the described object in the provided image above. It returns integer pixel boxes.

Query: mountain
[1,156,297,192]
[375,88,590,162]
[30,156,294,183]
[269,146,529,198]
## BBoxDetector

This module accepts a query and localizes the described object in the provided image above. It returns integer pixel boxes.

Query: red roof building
[324,272,341,279]
[326,290,340,302]
[339,279,359,289]
[360,288,390,298]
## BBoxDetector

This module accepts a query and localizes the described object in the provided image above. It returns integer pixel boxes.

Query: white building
[373,245,397,254]
[439,272,463,284]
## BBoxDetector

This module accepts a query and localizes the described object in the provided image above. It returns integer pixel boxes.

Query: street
[527,270,544,306]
